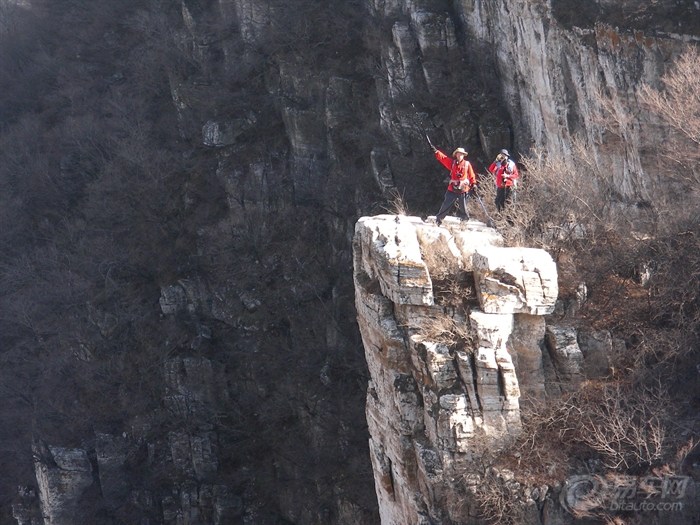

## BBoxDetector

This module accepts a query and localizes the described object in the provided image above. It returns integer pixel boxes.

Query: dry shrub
[418,311,474,350]
[420,244,462,281]
[639,47,700,186]
[644,224,700,329]
[505,140,622,253]
[573,382,669,470]
[516,395,578,482]
[448,451,528,525]
[432,274,477,309]
[471,467,523,525]
[616,326,695,384]
[518,381,673,474]
[588,211,700,386]
[383,187,410,216]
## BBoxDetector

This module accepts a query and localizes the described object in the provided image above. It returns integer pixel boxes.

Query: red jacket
[489,159,519,188]
[435,150,476,193]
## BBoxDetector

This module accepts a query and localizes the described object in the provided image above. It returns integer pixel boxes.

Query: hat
[452,147,468,157]
[499,149,510,157]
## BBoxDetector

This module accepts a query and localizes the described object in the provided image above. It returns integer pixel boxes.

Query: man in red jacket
[431,146,477,226]
[489,148,519,212]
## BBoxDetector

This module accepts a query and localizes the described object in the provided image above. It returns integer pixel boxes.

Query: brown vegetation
[466,47,700,525]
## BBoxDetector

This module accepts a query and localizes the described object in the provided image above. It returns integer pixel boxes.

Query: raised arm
[434,150,453,171]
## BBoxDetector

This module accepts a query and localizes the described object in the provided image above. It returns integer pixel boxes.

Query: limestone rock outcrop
[472,246,558,316]
[354,216,700,525]
[32,444,94,525]
[354,215,559,523]
[456,0,699,202]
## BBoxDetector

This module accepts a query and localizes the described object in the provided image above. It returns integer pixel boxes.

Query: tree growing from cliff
[640,47,700,187]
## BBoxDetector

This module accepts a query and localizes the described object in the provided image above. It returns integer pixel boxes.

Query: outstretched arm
[434,149,452,170]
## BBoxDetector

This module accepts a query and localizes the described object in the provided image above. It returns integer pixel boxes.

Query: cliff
[0,0,698,523]
[456,0,700,202]
[353,215,557,522]
[369,0,699,206]
[353,215,699,524]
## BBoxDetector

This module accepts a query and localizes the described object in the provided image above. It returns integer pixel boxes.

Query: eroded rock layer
[354,215,557,523]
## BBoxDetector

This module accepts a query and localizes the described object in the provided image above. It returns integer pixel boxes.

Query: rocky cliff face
[353,215,561,523]
[352,215,700,525]
[369,0,699,204]
[455,0,700,202]
[3,0,699,523]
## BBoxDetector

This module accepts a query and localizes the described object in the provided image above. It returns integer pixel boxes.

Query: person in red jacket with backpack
[489,148,519,212]
[430,146,477,226]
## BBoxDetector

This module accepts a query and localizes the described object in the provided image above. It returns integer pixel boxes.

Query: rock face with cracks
[353,215,558,524]
[355,216,700,525]
[6,0,700,522]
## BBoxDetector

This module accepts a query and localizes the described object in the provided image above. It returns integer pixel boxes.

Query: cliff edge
[353,215,560,523]
[353,214,700,525]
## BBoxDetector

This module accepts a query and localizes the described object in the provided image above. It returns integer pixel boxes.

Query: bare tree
[639,47,700,185]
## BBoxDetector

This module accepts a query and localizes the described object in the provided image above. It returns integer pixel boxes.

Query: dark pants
[495,187,512,212]
[435,190,470,223]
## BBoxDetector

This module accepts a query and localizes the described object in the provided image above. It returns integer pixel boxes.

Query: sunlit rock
[354,214,557,523]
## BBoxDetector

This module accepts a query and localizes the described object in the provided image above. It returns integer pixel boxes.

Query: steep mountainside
[0,0,697,524]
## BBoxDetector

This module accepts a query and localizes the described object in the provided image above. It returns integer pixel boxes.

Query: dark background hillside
[0,1,406,522]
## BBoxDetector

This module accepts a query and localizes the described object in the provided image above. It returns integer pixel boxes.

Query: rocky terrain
[353,215,699,523]
[0,0,698,524]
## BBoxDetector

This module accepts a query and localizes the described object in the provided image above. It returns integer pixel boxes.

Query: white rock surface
[354,215,434,306]
[472,246,558,315]
[545,325,584,389]
[354,214,559,524]
[33,445,93,525]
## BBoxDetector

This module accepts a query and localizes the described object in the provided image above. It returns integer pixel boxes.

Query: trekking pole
[472,188,496,228]
[410,103,437,151]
